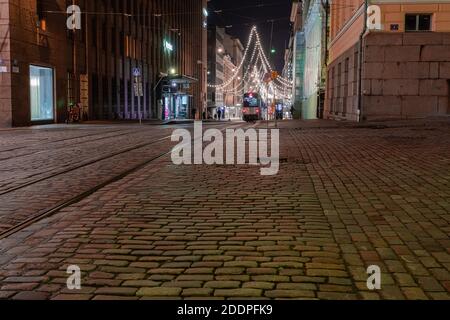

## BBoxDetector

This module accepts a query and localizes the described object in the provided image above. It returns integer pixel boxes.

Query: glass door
[30,65,54,121]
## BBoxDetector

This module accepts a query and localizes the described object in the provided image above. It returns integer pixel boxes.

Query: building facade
[0,0,207,127]
[207,27,244,119]
[223,35,244,120]
[207,26,225,118]
[285,0,329,120]
[326,0,450,121]
[285,1,304,119]
[302,0,329,120]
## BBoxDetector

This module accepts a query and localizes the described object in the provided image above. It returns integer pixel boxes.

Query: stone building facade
[326,0,450,121]
[0,0,207,127]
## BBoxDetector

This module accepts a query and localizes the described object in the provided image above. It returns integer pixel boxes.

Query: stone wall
[325,41,360,121]
[325,32,450,122]
[363,32,450,120]
[8,0,70,127]
[0,0,12,127]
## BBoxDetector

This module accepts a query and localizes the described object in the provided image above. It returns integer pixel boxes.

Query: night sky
[207,0,293,71]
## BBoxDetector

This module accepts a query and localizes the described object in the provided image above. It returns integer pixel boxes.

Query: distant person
[290,106,294,119]
[217,109,222,121]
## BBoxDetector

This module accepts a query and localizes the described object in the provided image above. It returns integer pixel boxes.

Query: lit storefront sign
[164,40,174,52]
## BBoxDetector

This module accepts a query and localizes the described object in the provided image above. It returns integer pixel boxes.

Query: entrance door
[30,65,54,121]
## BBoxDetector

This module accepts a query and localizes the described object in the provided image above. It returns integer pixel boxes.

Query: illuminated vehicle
[242,92,262,122]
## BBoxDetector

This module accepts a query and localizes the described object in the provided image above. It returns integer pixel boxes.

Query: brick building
[326,0,450,121]
[0,0,207,127]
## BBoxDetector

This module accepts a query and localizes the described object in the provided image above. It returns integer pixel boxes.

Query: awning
[167,75,198,84]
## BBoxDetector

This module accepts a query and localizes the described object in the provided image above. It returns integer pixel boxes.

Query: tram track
[0,122,249,241]
[0,148,172,241]
[0,134,173,196]
[0,127,151,159]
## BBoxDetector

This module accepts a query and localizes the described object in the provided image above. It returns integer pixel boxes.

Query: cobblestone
[0,119,449,300]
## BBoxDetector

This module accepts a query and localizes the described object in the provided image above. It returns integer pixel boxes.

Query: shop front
[160,75,198,121]
[162,94,193,120]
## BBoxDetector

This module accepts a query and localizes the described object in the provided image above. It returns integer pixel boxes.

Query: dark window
[120,32,125,57]
[102,23,107,50]
[112,79,117,107]
[91,18,97,47]
[92,74,98,105]
[111,27,116,54]
[405,14,432,32]
[37,0,45,20]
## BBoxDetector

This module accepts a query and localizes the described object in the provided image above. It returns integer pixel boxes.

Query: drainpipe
[322,0,329,120]
[357,0,369,122]
[323,0,329,67]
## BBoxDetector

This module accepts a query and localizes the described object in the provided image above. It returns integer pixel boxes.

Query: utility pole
[266,83,269,129]
[274,86,277,129]
[358,0,369,122]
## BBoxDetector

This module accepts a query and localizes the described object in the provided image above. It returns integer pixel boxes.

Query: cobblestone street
[0,119,449,300]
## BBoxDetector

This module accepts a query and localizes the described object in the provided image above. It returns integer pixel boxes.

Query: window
[36,0,49,31]
[405,14,432,32]
[37,0,45,21]
[102,23,107,50]
[30,65,54,121]
[111,27,116,54]
[91,18,97,47]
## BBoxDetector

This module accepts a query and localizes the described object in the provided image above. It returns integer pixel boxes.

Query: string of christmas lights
[208,26,293,91]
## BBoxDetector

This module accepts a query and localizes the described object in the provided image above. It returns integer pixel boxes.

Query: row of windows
[328,52,359,116]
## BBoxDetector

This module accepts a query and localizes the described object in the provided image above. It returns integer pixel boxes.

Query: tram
[242,92,262,122]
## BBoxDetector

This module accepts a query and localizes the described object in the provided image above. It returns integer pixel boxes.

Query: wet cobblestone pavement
[0,119,449,300]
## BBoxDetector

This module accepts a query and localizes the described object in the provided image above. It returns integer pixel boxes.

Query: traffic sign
[134,83,144,97]
[271,71,279,80]
[133,67,141,77]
